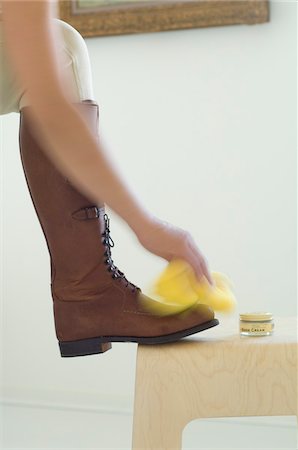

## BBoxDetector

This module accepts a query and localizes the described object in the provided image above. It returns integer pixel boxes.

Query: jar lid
[239,312,273,321]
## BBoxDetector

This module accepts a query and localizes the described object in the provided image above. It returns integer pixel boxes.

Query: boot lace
[101,213,141,293]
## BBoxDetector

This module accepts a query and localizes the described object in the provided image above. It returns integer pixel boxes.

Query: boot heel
[59,337,112,357]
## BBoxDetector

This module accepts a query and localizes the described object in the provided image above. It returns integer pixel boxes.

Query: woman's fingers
[200,257,214,286]
[186,237,214,286]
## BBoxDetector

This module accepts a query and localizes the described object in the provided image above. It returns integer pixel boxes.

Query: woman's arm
[2,0,154,235]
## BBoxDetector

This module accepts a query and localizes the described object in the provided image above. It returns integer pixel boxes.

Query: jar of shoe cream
[239,312,274,336]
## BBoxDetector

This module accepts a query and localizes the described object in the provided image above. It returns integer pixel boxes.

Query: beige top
[0,6,25,114]
[0,8,94,114]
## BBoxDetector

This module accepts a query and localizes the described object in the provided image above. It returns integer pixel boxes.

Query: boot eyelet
[101,212,141,292]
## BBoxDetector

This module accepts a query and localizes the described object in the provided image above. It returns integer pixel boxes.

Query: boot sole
[58,318,219,357]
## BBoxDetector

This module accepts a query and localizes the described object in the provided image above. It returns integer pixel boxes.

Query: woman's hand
[136,215,214,286]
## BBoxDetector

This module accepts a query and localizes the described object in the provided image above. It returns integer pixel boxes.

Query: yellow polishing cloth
[145,258,236,316]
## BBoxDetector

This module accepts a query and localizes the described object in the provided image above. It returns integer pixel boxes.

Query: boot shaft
[19,102,112,301]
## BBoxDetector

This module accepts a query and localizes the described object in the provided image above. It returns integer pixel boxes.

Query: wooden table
[132,316,297,450]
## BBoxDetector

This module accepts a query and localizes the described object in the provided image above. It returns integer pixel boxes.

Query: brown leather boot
[19,100,219,357]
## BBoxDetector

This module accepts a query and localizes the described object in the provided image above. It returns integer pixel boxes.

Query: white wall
[1,0,296,446]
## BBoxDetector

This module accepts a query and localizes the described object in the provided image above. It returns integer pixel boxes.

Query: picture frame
[58,0,270,38]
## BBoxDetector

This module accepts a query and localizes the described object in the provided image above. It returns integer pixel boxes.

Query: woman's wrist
[126,208,156,238]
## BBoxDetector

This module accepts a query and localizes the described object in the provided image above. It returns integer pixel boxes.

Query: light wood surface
[132,316,297,450]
